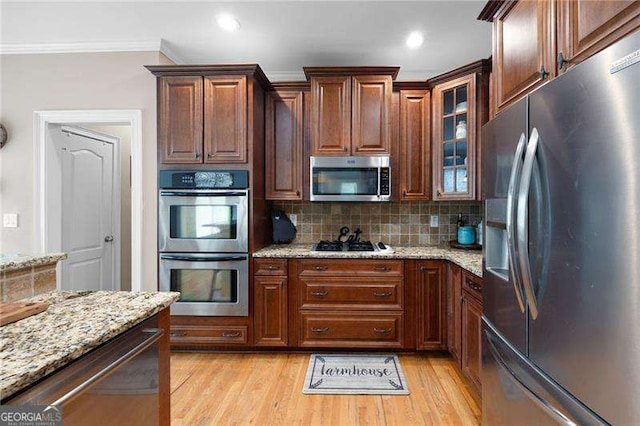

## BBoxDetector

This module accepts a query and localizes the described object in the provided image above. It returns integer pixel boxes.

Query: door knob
[104,235,114,242]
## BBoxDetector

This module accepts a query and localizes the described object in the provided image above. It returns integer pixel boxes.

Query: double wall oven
[159,170,249,316]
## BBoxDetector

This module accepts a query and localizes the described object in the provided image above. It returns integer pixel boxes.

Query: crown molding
[0,39,182,59]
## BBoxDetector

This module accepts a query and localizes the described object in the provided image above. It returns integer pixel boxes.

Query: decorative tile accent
[1,260,61,303]
[273,201,483,245]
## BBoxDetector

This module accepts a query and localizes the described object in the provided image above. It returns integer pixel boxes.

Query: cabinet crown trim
[145,64,272,90]
[477,0,507,22]
[303,66,400,81]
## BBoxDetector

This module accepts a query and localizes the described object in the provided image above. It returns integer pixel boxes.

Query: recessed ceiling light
[217,14,240,32]
[406,31,424,49]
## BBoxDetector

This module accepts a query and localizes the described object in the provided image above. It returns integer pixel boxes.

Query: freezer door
[481,97,528,354]
[482,320,607,426]
[526,30,640,424]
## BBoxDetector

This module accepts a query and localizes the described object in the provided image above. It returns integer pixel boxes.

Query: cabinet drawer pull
[312,265,328,271]
[222,331,242,338]
[419,265,427,272]
[207,153,213,158]
[311,327,329,333]
[374,328,392,334]
[374,266,391,272]
[266,265,277,270]
[310,290,329,297]
[467,280,482,292]
[170,332,186,337]
[373,291,392,297]
[195,150,200,159]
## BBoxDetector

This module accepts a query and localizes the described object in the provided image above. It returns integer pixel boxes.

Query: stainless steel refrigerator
[482,30,640,425]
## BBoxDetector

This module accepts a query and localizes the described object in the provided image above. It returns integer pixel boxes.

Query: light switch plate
[430,215,439,228]
[289,214,298,227]
[3,213,18,228]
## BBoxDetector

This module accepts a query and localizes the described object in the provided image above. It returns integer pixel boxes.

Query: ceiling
[0,1,492,81]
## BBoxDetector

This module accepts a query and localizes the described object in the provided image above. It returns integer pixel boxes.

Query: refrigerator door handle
[517,127,541,319]
[506,132,528,313]
[485,329,578,426]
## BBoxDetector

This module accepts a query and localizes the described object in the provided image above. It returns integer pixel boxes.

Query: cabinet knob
[266,265,277,270]
[195,151,200,159]
[557,52,569,70]
[437,188,443,197]
[207,153,213,159]
[539,65,550,80]
[296,190,300,196]
[419,265,427,272]
[343,147,348,152]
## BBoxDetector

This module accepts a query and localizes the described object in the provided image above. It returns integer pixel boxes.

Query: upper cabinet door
[399,90,431,200]
[158,76,203,163]
[204,76,247,163]
[352,75,392,155]
[557,0,640,73]
[266,90,304,200]
[310,76,351,156]
[432,74,477,201]
[494,0,555,112]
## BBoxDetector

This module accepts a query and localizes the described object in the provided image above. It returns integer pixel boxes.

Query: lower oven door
[159,253,248,316]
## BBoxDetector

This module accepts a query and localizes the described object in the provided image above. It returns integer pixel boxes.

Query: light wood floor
[171,352,481,425]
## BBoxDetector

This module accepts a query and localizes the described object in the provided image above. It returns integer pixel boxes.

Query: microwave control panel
[380,167,390,196]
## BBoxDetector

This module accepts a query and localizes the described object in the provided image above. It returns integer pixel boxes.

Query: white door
[59,126,116,291]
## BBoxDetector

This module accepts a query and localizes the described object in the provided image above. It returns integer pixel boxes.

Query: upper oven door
[159,189,248,253]
[310,156,390,202]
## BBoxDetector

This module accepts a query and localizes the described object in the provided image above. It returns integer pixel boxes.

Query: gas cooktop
[312,240,394,254]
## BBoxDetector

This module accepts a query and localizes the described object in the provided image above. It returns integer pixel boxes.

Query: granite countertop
[0,290,179,400]
[0,253,67,272]
[253,244,483,277]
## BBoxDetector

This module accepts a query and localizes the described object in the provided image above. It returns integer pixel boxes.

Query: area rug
[302,354,410,395]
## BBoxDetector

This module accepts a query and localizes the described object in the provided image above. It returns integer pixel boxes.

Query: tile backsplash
[272,201,482,246]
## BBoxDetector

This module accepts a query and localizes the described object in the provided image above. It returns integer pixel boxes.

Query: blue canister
[457,226,476,245]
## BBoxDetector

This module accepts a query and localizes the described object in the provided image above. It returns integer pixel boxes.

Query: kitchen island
[0,290,179,424]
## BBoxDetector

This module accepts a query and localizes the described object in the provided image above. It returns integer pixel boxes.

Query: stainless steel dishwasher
[3,315,164,425]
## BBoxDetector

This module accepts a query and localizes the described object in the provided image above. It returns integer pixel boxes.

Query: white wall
[0,51,173,291]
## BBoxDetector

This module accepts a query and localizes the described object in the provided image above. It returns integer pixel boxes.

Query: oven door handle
[159,191,247,197]
[160,255,248,262]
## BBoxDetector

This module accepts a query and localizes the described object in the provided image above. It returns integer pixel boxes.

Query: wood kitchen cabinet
[158,76,203,163]
[447,263,462,366]
[294,258,406,348]
[265,89,304,200]
[461,270,483,395]
[254,259,289,346]
[204,76,247,163]
[305,67,398,156]
[399,89,431,200]
[557,0,640,73]
[431,60,490,201]
[415,260,447,350]
[479,0,639,113]
[148,65,272,165]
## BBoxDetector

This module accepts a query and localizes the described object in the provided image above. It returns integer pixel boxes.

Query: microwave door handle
[159,191,247,197]
[506,132,528,313]
[160,255,248,262]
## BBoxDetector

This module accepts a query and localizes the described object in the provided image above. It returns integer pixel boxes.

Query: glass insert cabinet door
[432,74,477,200]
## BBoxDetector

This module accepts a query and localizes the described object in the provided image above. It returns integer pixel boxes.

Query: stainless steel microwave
[310,156,391,202]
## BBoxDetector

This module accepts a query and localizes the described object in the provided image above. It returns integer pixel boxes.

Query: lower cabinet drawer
[299,312,403,348]
[299,277,403,309]
[169,325,248,345]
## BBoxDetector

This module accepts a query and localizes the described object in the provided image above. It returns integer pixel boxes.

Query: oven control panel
[159,170,249,189]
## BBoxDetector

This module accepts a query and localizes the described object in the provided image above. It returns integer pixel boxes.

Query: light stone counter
[0,253,67,273]
[253,244,482,277]
[0,290,179,400]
